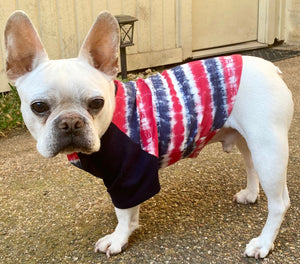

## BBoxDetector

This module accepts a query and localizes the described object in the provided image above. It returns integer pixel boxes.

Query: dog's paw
[233,189,259,204]
[244,237,274,259]
[95,232,128,258]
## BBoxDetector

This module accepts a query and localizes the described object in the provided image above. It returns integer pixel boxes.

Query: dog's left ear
[79,11,120,79]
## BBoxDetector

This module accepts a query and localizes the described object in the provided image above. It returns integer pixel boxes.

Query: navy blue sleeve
[77,123,160,209]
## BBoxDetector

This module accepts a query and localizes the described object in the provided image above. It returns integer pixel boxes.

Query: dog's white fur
[5,11,294,259]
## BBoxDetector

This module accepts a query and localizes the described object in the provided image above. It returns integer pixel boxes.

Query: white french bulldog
[5,11,294,259]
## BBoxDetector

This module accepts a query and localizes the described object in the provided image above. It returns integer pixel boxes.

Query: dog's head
[4,11,120,157]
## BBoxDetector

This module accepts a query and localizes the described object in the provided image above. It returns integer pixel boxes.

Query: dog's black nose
[57,114,85,134]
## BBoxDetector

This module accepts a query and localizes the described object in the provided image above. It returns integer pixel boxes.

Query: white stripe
[144,77,159,128]
[136,83,156,156]
[167,68,187,153]
[182,63,203,143]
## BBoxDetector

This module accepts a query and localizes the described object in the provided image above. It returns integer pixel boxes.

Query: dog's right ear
[4,11,48,81]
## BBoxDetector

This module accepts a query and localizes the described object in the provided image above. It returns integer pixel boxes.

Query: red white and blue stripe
[112,55,242,167]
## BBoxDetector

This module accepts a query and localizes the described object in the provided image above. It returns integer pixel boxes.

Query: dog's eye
[31,101,50,115]
[88,98,105,111]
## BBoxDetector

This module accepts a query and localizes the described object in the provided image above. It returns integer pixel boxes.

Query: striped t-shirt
[68,55,243,209]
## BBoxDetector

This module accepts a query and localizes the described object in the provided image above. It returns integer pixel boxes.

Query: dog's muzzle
[52,113,96,155]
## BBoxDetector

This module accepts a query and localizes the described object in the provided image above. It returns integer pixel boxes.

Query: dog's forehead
[16,58,110,101]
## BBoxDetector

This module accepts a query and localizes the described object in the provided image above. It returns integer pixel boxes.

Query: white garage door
[192,0,259,51]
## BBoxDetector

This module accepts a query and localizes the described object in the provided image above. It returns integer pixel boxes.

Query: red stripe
[219,55,243,115]
[136,79,159,157]
[188,60,214,158]
[67,152,79,162]
[161,70,185,165]
[112,80,127,134]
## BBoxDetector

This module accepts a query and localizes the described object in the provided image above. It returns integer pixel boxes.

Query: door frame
[258,0,286,44]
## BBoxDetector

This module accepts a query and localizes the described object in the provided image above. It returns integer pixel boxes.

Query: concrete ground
[0,54,299,264]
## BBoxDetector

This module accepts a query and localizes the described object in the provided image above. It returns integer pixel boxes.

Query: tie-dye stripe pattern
[69,55,243,168]
[112,55,242,167]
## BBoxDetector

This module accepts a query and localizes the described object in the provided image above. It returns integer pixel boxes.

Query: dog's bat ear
[79,11,120,79]
[4,11,48,81]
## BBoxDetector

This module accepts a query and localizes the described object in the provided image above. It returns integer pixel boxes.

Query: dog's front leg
[95,205,140,257]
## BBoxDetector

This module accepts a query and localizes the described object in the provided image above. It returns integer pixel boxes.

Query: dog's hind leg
[225,56,293,258]
[233,136,259,204]
[243,131,291,258]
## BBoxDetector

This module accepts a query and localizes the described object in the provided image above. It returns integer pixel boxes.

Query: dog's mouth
[64,137,98,154]
[44,134,99,158]
[59,142,96,155]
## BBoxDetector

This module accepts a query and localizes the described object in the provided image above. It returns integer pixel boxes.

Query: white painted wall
[286,0,300,44]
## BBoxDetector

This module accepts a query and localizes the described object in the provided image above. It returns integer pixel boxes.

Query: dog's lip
[64,146,98,155]
[58,144,97,155]
[48,140,98,157]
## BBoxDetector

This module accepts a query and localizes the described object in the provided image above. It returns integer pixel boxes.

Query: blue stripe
[170,65,198,158]
[204,58,228,130]
[124,81,140,144]
[149,74,171,159]
[70,159,82,169]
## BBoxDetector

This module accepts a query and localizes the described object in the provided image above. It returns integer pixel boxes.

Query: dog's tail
[276,66,283,75]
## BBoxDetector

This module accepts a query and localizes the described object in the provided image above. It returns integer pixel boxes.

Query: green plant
[0,83,24,135]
